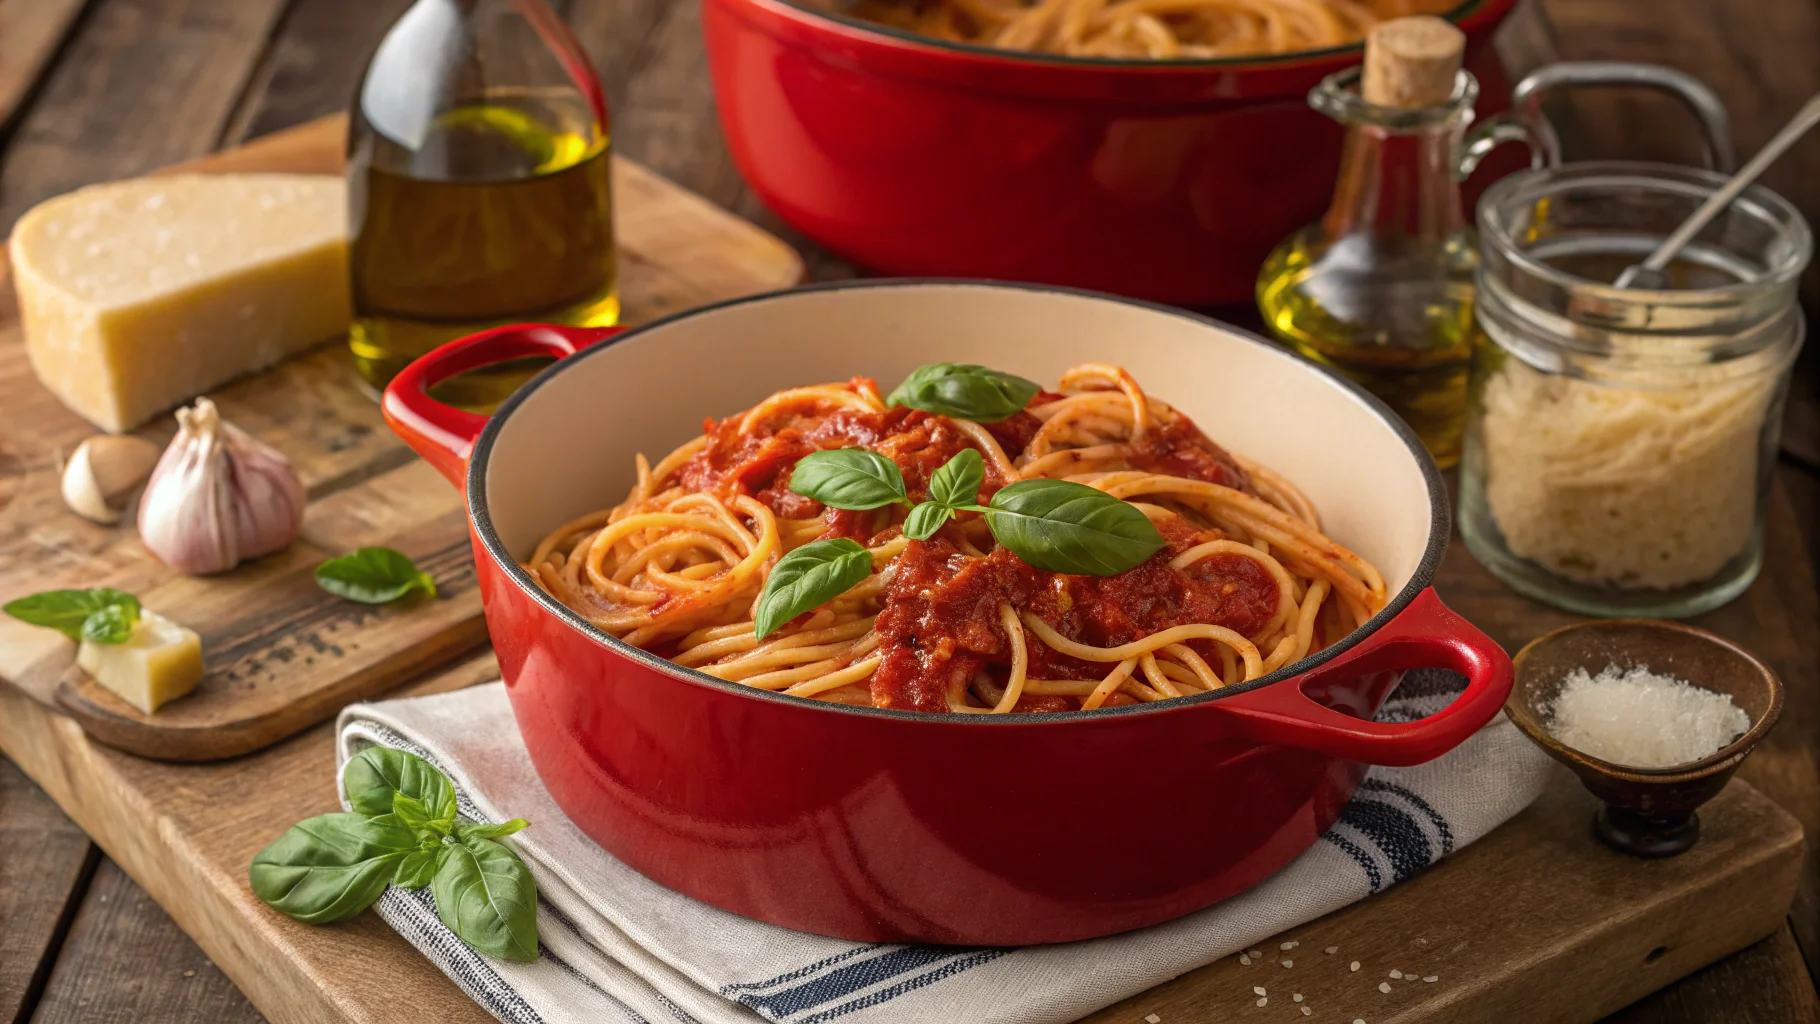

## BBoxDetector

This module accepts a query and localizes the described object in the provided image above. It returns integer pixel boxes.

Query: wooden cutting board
[0,656,1800,1024]
[0,115,803,761]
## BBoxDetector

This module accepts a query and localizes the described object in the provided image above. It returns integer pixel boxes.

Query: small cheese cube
[76,611,204,714]
[9,173,351,433]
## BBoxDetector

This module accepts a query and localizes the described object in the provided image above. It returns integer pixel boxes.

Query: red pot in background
[701,0,1521,305]
[382,281,1514,944]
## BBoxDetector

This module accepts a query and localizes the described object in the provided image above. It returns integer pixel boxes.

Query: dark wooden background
[1,0,1816,1021]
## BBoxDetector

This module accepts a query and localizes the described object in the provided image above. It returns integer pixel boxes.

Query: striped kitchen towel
[336,669,1549,1024]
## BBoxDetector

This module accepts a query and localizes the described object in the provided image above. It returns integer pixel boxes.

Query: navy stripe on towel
[1337,799,1434,885]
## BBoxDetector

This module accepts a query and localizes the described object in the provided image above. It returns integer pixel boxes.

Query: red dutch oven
[700,0,1521,305]
[382,281,1511,945]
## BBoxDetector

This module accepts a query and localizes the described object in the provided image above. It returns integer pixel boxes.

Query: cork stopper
[1362,16,1466,108]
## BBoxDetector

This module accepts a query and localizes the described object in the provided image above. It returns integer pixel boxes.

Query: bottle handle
[1457,61,1735,180]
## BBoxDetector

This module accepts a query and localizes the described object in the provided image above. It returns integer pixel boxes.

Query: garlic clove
[62,434,162,524]
[137,397,306,575]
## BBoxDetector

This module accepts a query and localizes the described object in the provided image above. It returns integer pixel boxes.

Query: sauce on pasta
[526,364,1387,713]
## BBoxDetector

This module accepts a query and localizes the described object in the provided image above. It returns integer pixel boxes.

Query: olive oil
[1257,233,1477,465]
[1255,20,1479,468]
[349,92,617,406]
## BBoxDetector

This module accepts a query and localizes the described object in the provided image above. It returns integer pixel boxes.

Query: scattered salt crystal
[1250,950,1263,959]
[1292,993,1303,1003]
[1144,1015,1161,1023]
[1281,941,1298,951]
[1301,1008,1312,1017]
[1389,970,1402,979]
[1545,664,1750,768]
[1254,987,1267,997]
[1281,960,1293,969]
[1350,961,1361,972]
[1325,946,1339,955]
[1423,976,1439,983]
[1240,955,1251,965]
[1256,997,1268,1007]
[1378,982,1392,994]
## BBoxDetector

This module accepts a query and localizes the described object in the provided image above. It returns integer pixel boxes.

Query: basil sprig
[315,547,437,604]
[4,587,141,644]
[250,747,540,961]
[751,445,1166,636]
[754,538,873,639]
[887,363,1041,422]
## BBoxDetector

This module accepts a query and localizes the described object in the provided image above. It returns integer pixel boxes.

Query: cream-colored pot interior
[483,283,1438,599]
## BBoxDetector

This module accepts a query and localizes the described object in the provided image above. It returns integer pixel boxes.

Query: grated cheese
[1477,357,1774,590]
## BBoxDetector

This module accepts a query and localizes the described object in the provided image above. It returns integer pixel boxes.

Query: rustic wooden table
[1,0,1816,1021]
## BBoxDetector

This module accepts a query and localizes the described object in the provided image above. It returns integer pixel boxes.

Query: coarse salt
[1144,1015,1160,1023]
[1254,987,1267,997]
[1292,993,1303,1002]
[1301,1008,1312,1017]
[1325,946,1339,954]
[1389,970,1402,979]
[1379,982,1392,994]
[1424,976,1439,983]
[1256,997,1268,1007]
[1240,955,1251,966]
[1546,664,1750,768]
[1350,961,1361,972]
[1282,960,1294,969]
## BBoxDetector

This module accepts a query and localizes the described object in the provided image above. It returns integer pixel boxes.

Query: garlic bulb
[138,398,306,575]
[62,435,162,524]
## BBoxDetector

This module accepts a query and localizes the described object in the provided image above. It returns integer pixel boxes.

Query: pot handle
[381,323,625,489]
[1214,589,1512,767]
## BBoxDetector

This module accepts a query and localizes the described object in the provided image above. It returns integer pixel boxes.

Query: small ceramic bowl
[1505,619,1783,857]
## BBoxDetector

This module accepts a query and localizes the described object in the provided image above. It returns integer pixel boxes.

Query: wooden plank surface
[30,859,262,1024]
[0,759,97,1023]
[0,115,803,761]
[0,0,89,132]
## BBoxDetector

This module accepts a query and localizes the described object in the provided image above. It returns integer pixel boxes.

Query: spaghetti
[807,0,1458,60]
[527,364,1387,713]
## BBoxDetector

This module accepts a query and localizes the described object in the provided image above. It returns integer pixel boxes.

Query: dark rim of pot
[747,0,1486,72]
[467,278,1451,724]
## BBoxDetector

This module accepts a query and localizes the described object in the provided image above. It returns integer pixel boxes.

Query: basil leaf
[315,547,437,604]
[343,747,457,821]
[902,502,953,542]
[249,812,417,924]
[432,835,540,962]
[393,793,453,838]
[393,845,440,891]
[754,539,873,639]
[788,449,908,511]
[985,479,1166,576]
[459,818,530,841]
[80,601,140,645]
[928,448,984,508]
[5,588,140,642]
[887,364,1041,422]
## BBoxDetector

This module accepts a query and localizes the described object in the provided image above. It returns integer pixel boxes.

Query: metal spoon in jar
[1614,92,1820,289]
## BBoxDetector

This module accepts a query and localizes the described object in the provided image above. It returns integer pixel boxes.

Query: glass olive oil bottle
[1256,19,1478,468]
[348,0,616,407]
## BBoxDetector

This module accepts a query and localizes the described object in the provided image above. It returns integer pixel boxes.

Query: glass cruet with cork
[347,0,617,407]
[1256,16,1479,467]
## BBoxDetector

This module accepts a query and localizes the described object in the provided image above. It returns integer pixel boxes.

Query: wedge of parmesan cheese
[76,610,204,714]
[9,174,351,433]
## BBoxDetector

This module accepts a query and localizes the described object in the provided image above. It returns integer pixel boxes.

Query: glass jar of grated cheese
[1459,162,1809,617]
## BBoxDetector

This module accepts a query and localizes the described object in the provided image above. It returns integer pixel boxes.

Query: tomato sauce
[870,517,1279,712]
[673,379,1278,711]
